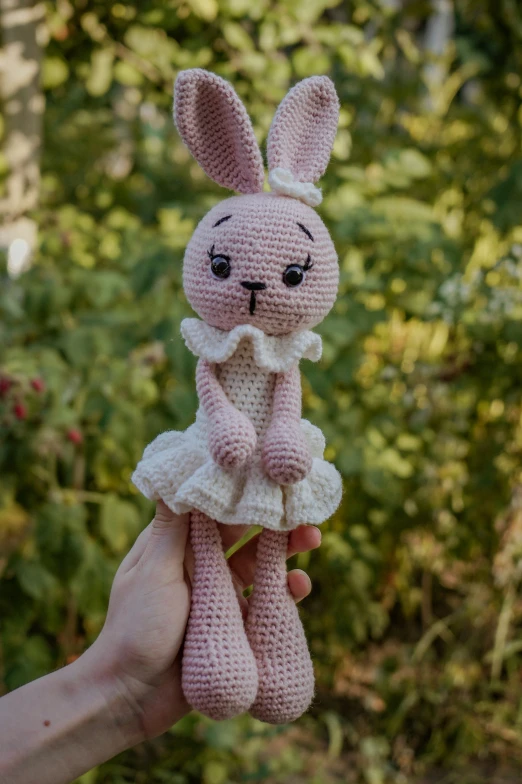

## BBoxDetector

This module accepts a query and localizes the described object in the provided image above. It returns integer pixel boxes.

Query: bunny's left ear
[174,69,265,194]
[267,76,339,186]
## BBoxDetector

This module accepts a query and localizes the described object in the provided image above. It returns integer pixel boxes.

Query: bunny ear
[267,76,339,184]
[174,69,265,194]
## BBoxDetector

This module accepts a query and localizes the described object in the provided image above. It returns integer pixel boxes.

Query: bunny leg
[246,529,315,724]
[181,510,258,720]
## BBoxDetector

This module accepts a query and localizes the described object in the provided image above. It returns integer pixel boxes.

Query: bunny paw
[262,423,313,485]
[209,409,257,470]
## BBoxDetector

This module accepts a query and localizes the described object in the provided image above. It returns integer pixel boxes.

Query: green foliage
[3,0,522,780]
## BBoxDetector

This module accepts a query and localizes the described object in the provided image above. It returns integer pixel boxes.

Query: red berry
[54,25,69,41]
[14,402,27,420]
[67,428,83,445]
[0,377,12,396]
[31,378,45,393]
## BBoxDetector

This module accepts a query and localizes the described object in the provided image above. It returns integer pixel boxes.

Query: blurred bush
[2,0,522,781]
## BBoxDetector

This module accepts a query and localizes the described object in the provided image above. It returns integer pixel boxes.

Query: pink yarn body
[134,69,341,724]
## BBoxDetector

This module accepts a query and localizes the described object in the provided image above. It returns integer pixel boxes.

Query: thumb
[141,500,190,579]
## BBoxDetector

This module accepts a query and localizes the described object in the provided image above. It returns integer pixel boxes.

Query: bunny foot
[182,510,258,719]
[246,529,315,724]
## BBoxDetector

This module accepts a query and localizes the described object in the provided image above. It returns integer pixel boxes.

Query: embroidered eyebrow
[213,215,232,228]
[297,222,314,242]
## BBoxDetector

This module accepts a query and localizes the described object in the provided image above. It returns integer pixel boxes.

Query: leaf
[99,493,141,554]
[71,539,115,618]
[114,60,143,86]
[74,769,99,784]
[42,57,69,89]
[323,711,344,757]
[204,720,240,751]
[202,761,228,784]
[4,635,53,690]
[86,48,114,97]
[292,47,330,77]
[13,558,58,600]
[396,433,422,451]
[187,0,219,21]
[36,503,86,582]
[372,197,435,223]
[222,22,254,51]
[60,327,113,368]
[399,148,433,179]
[85,271,129,308]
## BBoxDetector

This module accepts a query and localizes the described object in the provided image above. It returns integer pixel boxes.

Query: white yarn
[268,167,323,207]
[181,319,322,372]
[132,321,342,530]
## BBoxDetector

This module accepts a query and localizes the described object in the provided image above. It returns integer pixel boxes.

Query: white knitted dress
[132,319,342,531]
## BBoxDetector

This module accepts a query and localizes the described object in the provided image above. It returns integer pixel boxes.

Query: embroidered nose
[241,281,267,291]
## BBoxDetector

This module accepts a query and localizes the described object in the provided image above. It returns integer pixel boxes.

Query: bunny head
[175,69,340,336]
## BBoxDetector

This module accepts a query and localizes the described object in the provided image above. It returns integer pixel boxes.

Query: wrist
[77,639,148,748]
[0,649,144,784]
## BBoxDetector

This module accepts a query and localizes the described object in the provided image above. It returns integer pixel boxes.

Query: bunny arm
[262,365,313,485]
[196,358,257,469]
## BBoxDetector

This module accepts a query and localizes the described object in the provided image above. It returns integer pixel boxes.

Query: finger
[287,525,321,559]
[140,500,190,581]
[119,522,153,574]
[287,569,312,603]
[184,538,195,586]
[228,525,320,590]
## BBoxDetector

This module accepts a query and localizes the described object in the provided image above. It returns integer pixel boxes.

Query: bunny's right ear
[174,69,265,194]
[267,76,339,185]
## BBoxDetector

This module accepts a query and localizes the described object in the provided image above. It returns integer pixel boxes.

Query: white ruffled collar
[180,319,322,372]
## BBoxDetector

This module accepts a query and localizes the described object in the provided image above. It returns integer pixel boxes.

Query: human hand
[262,421,313,485]
[81,502,321,744]
[208,407,257,469]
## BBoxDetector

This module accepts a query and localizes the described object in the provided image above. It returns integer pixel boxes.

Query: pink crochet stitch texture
[183,193,339,336]
[133,68,342,725]
[182,510,259,719]
[197,358,258,470]
[175,69,264,194]
[267,75,339,184]
[246,529,315,723]
[262,365,312,485]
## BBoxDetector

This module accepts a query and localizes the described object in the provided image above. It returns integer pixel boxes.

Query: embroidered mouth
[240,281,267,315]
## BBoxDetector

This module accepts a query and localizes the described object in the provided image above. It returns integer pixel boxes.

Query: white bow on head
[268,167,323,208]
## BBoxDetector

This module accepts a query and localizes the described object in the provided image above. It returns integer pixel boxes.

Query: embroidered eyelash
[207,245,231,262]
[303,255,313,272]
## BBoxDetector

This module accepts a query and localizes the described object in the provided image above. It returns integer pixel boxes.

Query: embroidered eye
[211,256,231,279]
[283,265,305,287]
[208,246,231,279]
[283,255,313,288]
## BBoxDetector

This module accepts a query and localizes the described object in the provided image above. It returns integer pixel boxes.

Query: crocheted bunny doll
[133,69,342,724]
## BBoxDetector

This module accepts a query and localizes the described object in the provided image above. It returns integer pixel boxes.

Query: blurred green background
[2,0,522,781]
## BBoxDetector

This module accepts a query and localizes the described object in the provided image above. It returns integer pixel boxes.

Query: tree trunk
[0,0,45,262]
